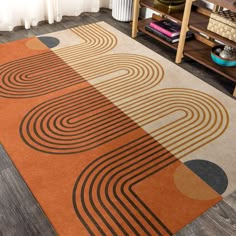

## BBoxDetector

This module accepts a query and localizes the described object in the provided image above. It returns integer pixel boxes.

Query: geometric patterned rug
[0,22,235,235]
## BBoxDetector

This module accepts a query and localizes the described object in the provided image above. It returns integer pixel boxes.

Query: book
[149,19,181,37]
[145,25,193,44]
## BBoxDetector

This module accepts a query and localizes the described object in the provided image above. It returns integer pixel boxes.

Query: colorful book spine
[150,21,180,37]
[145,25,179,43]
[145,25,193,44]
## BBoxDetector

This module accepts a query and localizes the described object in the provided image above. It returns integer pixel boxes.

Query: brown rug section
[0,22,233,235]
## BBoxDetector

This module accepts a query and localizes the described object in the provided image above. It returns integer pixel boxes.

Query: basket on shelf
[207,10,236,42]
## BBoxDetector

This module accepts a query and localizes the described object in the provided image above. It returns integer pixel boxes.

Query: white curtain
[0,0,112,31]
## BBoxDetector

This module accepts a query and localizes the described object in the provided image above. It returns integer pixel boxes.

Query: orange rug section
[0,24,223,235]
[0,37,49,63]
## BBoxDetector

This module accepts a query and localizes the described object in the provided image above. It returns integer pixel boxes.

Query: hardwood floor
[0,8,235,236]
[175,201,236,236]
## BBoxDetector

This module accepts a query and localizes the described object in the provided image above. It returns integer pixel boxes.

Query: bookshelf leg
[233,85,236,97]
[132,0,139,38]
[175,0,193,64]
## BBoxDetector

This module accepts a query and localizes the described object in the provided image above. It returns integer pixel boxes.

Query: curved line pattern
[0,23,117,98]
[54,23,117,63]
[73,89,229,235]
[120,89,229,157]
[71,53,164,102]
[19,54,164,154]
[3,22,229,235]
[0,52,85,98]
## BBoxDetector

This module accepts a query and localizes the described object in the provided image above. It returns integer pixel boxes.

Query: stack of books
[145,19,193,43]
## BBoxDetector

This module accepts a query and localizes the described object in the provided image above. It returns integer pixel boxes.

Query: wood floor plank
[175,200,236,236]
[225,190,236,213]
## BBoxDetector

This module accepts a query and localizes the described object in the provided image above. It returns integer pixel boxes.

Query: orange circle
[173,164,219,200]
[25,38,48,50]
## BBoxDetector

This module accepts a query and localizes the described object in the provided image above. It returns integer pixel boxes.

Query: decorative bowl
[211,45,236,67]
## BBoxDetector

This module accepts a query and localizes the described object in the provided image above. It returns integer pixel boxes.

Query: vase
[112,0,133,22]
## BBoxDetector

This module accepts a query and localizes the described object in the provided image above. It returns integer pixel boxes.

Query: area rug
[0,22,235,235]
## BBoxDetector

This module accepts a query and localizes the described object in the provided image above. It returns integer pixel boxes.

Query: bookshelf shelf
[140,0,184,22]
[138,18,179,49]
[132,0,236,96]
[184,39,236,81]
[188,10,236,48]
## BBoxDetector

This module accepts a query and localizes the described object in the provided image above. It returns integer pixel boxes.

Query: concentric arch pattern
[54,23,117,63]
[0,22,232,236]
[19,54,164,154]
[73,89,228,236]
[0,23,117,98]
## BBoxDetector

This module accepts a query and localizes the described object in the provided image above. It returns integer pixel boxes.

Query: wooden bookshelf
[132,0,236,96]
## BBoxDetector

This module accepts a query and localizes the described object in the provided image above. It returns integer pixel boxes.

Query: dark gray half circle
[38,36,60,48]
[184,159,228,195]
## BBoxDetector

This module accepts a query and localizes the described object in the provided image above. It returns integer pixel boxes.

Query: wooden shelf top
[140,0,157,10]
[141,0,236,13]
[206,0,236,11]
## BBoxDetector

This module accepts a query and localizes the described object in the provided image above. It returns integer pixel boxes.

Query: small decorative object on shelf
[154,0,186,13]
[207,10,236,42]
[211,45,236,67]
[220,45,236,59]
